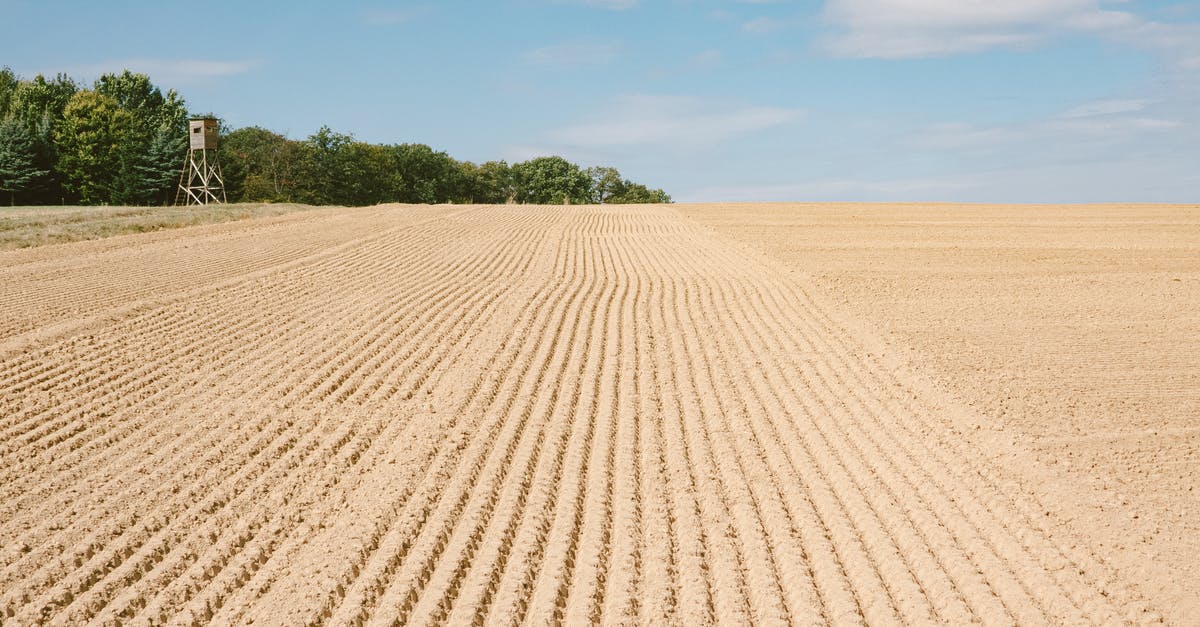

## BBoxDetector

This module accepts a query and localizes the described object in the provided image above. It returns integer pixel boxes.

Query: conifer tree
[0,118,47,205]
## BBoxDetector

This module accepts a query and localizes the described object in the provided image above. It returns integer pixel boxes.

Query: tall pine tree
[99,71,187,205]
[0,118,46,205]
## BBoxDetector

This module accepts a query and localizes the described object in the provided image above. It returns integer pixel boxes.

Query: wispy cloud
[822,0,1097,57]
[684,154,1200,203]
[1060,98,1153,118]
[1096,18,1200,69]
[522,41,624,67]
[743,16,788,34]
[819,0,1200,61]
[687,49,724,70]
[643,49,725,80]
[361,7,428,26]
[1040,97,1184,137]
[45,59,258,84]
[910,122,1022,150]
[575,0,639,9]
[906,97,1183,152]
[1043,116,1181,136]
[683,177,974,202]
[548,94,802,147]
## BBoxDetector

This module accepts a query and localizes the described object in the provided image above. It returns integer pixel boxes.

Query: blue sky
[4,0,1199,202]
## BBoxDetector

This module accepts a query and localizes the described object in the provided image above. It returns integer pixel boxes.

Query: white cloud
[680,153,1200,202]
[49,59,258,84]
[361,8,426,25]
[1099,19,1200,68]
[523,41,624,67]
[1062,9,1138,30]
[688,49,724,70]
[905,98,1182,155]
[545,0,637,11]
[644,49,724,80]
[828,0,1095,30]
[911,122,1023,150]
[936,157,1200,203]
[1043,116,1182,136]
[823,0,1097,57]
[682,177,975,202]
[1060,98,1152,118]
[820,0,1200,62]
[1048,98,1182,136]
[578,0,638,9]
[743,16,787,34]
[548,94,802,147]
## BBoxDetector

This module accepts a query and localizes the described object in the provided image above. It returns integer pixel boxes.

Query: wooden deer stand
[175,118,226,205]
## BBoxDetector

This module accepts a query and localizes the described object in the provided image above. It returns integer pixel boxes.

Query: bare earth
[0,202,1191,624]
[682,202,1200,624]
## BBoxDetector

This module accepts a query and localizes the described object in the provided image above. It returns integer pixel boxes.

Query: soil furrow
[0,203,1166,624]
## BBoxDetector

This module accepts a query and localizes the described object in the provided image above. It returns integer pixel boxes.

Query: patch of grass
[0,203,322,250]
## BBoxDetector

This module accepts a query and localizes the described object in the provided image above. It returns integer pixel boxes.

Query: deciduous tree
[513,156,591,205]
[54,90,132,204]
[221,126,303,202]
[7,73,77,130]
[387,143,467,204]
[586,166,623,204]
[610,181,671,204]
[0,68,673,206]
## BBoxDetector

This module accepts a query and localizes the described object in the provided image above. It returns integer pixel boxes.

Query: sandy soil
[682,202,1200,623]
[0,203,1176,624]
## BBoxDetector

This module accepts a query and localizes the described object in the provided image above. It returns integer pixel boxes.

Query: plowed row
[0,204,1156,624]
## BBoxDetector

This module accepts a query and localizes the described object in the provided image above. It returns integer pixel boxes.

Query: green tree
[300,125,357,204]
[302,127,400,205]
[0,67,17,119]
[96,71,187,205]
[478,160,516,203]
[0,118,46,205]
[114,125,186,205]
[95,70,187,133]
[459,160,515,204]
[386,143,467,204]
[96,72,162,115]
[609,181,671,204]
[2,68,675,206]
[513,156,591,204]
[585,166,624,204]
[7,73,77,130]
[4,73,77,203]
[54,90,132,204]
[221,126,308,202]
[331,140,392,205]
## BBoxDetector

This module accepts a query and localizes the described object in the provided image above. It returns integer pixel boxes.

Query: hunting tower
[175,118,226,205]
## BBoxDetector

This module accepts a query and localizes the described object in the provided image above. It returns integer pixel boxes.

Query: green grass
[0,203,322,251]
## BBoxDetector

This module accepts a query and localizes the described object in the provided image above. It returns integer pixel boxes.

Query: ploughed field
[681,203,1200,623]
[0,203,1188,624]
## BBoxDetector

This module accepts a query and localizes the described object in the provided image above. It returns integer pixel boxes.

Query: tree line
[221,126,671,206]
[0,68,670,206]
